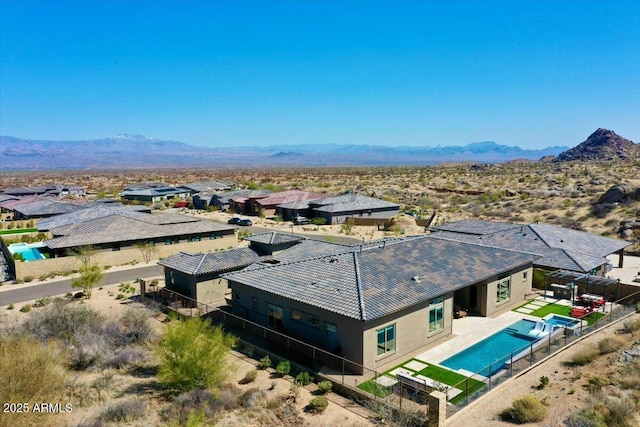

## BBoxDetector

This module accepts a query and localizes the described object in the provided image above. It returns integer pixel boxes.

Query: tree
[71,264,104,299]
[67,245,97,269]
[156,317,236,393]
[135,241,158,264]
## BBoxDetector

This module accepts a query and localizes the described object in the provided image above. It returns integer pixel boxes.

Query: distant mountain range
[0,134,571,170]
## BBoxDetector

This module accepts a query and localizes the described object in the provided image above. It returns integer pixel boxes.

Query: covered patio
[543,269,621,307]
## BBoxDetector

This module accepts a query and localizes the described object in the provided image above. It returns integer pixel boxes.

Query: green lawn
[357,359,486,404]
[525,302,606,325]
[0,228,38,235]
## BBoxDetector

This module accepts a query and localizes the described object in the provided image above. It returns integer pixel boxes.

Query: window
[169,271,175,286]
[376,324,395,356]
[209,233,217,240]
[194,235,201,242]
[307,315,320,327]
[233,291,240,301]
[523,271,528,280]
[267,303,284,330]
[326,323,338,349]
[165,238,172,245]
[252,297,259,309]
[291,309,304,322]
[428,298,444,334]
[496,273,511,303]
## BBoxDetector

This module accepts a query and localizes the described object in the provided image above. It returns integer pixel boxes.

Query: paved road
[0,264,162,306]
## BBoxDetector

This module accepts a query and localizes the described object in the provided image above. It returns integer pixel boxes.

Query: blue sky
[1,0,638,149]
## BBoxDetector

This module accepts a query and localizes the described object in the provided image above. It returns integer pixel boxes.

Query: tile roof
[224,236,539,321]
[430,220,631,273]
[120,186,190,198]
[36,204,148,230]
[158,247,268,275]
[244,232,305,245]
[44,212,233,249]
[254,190,325,207]
[310,193,400,213]
[11,198,88,217]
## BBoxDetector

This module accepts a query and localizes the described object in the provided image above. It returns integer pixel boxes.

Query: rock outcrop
[554,128,638,162]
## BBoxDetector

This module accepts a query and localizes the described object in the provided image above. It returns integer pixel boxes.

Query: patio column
[617,249,624,268]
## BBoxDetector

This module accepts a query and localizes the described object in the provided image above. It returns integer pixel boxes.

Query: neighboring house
[119,186,193,203]
[0,197,89,220]
[159,232,353,304]
[429,220,631,273]
[193,189,271,211]
[223,235,537,371]
[1,184,86,197]
[306,193,400,224]
[180,180,236,194]
[244,190,325,216]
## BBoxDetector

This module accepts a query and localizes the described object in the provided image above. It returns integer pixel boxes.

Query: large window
[428,298,444,334]
[496,273,511,303]
[376,324,396,356]
[267,303,284,330]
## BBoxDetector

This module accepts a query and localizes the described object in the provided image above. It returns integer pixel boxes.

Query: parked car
[173,200,189,208]
[293,216,310,225]
[227,217,242,224]
[238,219,253,226]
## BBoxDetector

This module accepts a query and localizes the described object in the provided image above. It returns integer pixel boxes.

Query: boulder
[597,185,634,204]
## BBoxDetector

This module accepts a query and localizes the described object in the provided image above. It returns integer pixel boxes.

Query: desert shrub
[162,388,219,424]
[317,380,332,394]
[604,398,635,427]
[536,375,550,390]
[295,371,313,386]
[34,297,51,307]
[306,396,329,413]
[106,308,156,346]
[7,303,14,310]
[587,377,608,394]
[622,319,640,335]
[311,217,327,225]
[598,337,624,354]
[23,275,33,282]
[239,387,267,408]
[105,347,149,369]
[0,336,67,427]
[239,369,258,384]
[568,349,599,366]
[116,293,125,299]
[565,409,606,427]
[68,331,109,370]
[20,304,31,313]
[276,360,291,377]
[22,300,104,344]
[100,397,147,423]
[500,395,547,424]
[258,355,271,369]
[156,316,236,393]
[73,419,108,427]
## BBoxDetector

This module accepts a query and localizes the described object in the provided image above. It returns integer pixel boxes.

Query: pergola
[544,270,621,305]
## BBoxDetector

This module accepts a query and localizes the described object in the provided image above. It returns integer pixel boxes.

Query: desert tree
[71,264,104,299]
[67,245,97,269]
[156,316,236,393]
[135,241,158,264]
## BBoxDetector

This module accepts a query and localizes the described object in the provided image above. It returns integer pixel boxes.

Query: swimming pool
[543,314,580,328]
[8,243,46,261]
[441,319,538,377]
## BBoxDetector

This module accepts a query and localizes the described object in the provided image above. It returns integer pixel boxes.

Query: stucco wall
[484,266,533,317]
[14,234,236,280]
[229,282,364,363]
[196,277,229,304]
[361,294,453,370]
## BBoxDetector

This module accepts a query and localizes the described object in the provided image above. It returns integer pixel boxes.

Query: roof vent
[412,276,421,283]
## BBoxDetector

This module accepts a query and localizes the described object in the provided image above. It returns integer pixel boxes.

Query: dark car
[238,219,253,226]
[227,217,242,224]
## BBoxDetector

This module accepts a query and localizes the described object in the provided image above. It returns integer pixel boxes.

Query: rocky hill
[554,128,638,162]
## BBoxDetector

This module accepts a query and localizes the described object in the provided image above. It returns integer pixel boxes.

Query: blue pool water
[544,315,579,328]
[8,243,45,261]
[441,319,538,377]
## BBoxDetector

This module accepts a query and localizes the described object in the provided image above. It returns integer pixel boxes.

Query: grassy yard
[517,301,606,326]
[357,359,485,405]
[0,228,38,235]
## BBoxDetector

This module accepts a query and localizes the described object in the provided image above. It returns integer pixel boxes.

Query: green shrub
[23,276,33,282]
[568,349,599,366]
[500,395,547,424]
[7,303,14,310]
[565,409,606,427]
[311,217,327,226]
[258,355,271,370]
[34,297,51,307]
[604,398,635,427]
[317,381,332,394]
[20,304,31,313]
[536,375,549,390]
[587,377,608,394]
[276,360,291,377]
[295,371,313,386]
[239,369,258,385]
[156,316,236,393]
[100,398,147,423]
[306,396,329,413]
[598,337,624,354]
[116,293,125,300]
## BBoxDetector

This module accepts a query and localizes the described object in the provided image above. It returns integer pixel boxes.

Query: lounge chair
[529,321,545,336]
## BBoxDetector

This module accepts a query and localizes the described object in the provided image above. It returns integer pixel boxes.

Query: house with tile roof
[430,220,631,273]
[222,235,538,370]
[244,190,326,216]
[276,193,400,223]
[120,186,192,203]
